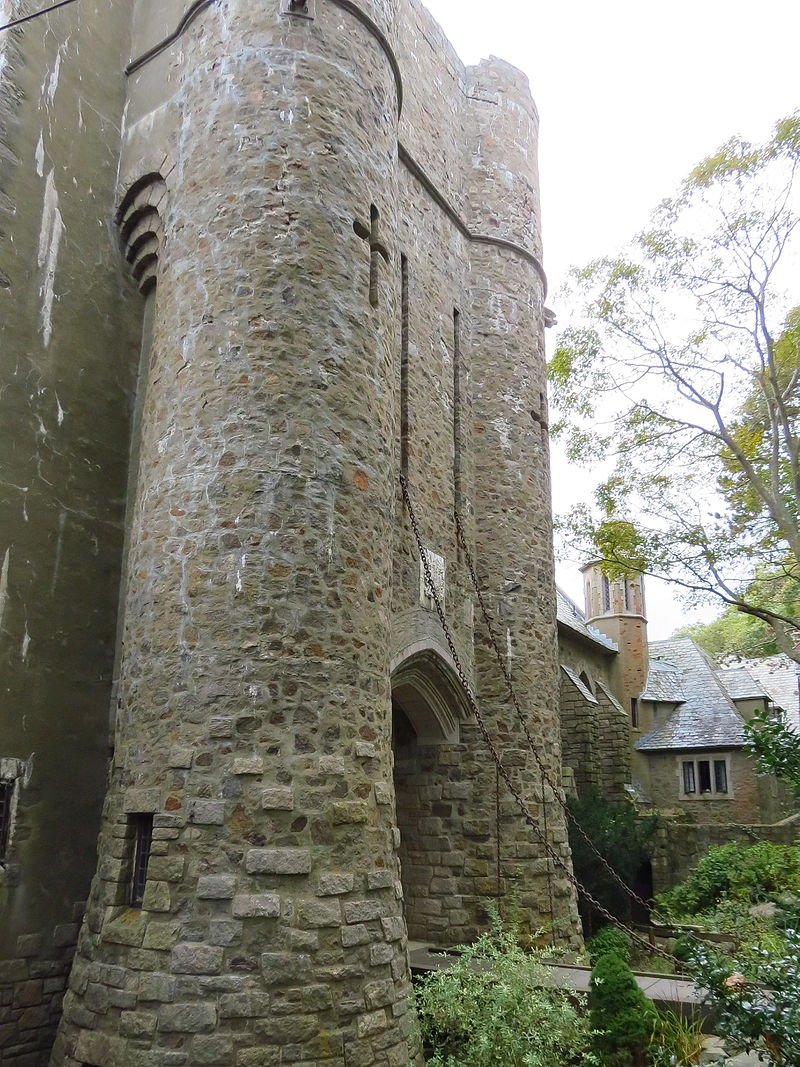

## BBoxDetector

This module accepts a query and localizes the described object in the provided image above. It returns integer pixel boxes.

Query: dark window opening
[630,697,639,728]
[130,813,154,908]
[698,760,712,794]
[602,575,611,613]
[579,671,593,695]
[714,759,728,794]
[682,761,696,794]
[0,781,12,860]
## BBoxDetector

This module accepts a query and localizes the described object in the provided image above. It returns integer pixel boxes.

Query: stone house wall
[645,749,795,826]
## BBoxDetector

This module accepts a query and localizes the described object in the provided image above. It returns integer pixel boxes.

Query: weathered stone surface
[5,4,580,1067]
[245,849,312,876]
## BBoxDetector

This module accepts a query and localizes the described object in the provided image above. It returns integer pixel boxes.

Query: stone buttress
[52,1,422,1065]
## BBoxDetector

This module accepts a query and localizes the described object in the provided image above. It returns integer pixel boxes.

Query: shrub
[586,925,633,966]
[589,950,657,1067]
[688,929,800,1066]
[567,790,658,928]
[415,914,592,1067]
[655,841,800,919]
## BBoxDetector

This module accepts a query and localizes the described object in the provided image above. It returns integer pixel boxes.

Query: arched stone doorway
[390,647,471,944]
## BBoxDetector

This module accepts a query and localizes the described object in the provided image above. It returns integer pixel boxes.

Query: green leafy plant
[586,925,633,966]
[415,911,593,1067]
[589,950,657,1066]
[648,1009,705,1067]
[654,842,800,919]
[745,704,800,791]
[689,930,800,1066]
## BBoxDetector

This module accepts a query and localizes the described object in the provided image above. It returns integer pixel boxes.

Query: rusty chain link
[400,474,679,965]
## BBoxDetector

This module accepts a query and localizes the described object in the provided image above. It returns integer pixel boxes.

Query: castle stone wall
[0,2,580,1063]
[0,2,140,1062]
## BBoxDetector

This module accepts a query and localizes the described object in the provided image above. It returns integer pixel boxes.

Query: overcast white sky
[423,0,800,638]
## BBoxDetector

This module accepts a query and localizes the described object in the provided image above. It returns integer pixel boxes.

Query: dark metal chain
[400,475,679,966]
[452,505,656,918]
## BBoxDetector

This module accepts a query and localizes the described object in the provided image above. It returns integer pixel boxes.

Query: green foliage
[745,705,800,790]
[567,790,658,927]
[549,113,800,661]
[648,1009,705,1067]
[586,926,633,967]
[415,912,593,1067]
[689,930,800,1065]
[589,950,657,1066]
[654,842,800,919]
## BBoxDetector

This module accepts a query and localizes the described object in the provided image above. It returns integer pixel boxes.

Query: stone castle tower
[0,1,579,1063]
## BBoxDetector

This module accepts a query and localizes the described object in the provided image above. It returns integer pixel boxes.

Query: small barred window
[129,814,154,908]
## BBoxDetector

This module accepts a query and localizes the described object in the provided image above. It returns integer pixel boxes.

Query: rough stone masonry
[0,1,580,1063]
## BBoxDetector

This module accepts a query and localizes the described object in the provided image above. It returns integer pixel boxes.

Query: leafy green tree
[549,115,800,661]
[744,704,800,791]
[675,571,800,658]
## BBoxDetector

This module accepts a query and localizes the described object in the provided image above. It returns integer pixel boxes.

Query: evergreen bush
[586,925,633,966]
[589,950,657,1066]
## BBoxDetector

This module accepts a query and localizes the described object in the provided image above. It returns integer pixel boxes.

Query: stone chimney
[581,562,649,729]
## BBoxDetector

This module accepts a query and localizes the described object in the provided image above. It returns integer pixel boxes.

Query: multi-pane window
[0,781,13,860]
[681,756,730,798]
[129,814,154,907]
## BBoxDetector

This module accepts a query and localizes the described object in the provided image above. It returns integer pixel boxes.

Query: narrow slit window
[630,697,639,728]
[400,254,409,477]
[682,761,696,794]
[130,813,154,908]
[0,781,12,860]
[602,575,611,613]
[714,759,728,794]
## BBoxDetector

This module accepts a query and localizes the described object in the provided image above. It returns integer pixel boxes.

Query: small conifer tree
[589,950,657,1066]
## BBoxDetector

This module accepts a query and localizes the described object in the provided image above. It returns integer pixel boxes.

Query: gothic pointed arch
[390,642,472,743]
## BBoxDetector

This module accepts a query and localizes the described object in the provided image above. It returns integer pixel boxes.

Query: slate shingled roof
[635,637,747,751]
[734,655,800,733]
[717,666,768,702]
[640,657,685,703]
[556,588,618,653]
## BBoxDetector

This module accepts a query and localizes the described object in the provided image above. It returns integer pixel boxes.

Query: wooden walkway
[408,943,704,1009]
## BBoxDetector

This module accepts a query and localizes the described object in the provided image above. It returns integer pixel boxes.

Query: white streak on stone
[0,548,10,631]
[236,554,246,594]
[46,50,61,106]
[35,134,45,178]
[37,170,64,347]
[21,624,30,662]
[506,627,513,662]
[50,510,66,596]
[56,393,65,426]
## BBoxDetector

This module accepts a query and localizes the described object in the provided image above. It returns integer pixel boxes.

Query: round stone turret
[52,1,422,1064]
